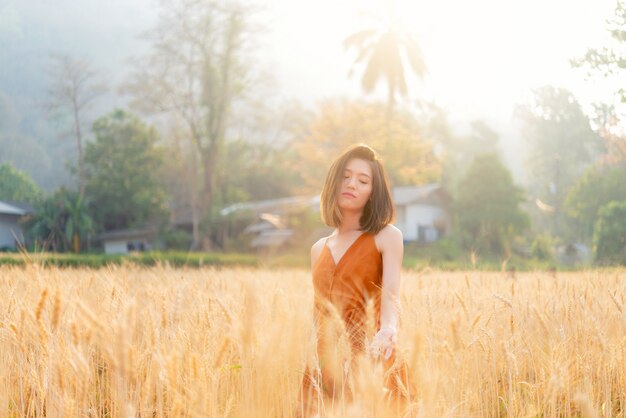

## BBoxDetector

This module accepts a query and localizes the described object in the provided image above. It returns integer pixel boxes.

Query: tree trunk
[190,153,201,251]
[72,232,80,253]
[72,98,85,197]
[200,148,217,250]
[196,12,239,250]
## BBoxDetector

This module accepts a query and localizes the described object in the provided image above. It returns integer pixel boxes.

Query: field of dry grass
[1,264,625,417]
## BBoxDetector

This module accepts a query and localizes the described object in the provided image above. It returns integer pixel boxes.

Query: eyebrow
[344,168,371,178]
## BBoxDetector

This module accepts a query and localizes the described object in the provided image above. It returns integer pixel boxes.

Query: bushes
[530,234,556,261]
[159,229,192,251]
[0,251,259,268]
[593,200,626,265]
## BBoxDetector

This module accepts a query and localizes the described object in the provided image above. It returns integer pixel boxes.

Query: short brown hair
[320,144,395,234]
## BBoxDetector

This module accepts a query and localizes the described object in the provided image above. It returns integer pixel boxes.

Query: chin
[339,201,365,211]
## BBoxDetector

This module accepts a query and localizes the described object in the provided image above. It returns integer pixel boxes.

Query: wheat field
[1,264,625,417]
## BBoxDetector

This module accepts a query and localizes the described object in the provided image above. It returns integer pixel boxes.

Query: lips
[341,192,356,198]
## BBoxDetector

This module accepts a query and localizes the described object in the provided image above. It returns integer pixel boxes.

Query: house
[243,213,293,248]
[0,200,33,250]
[221,196,320,249]
[393,183,451,243]
[97,228,157,254]
[219,183,451,247]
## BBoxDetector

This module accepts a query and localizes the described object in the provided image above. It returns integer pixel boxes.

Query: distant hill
[0,0,156,192]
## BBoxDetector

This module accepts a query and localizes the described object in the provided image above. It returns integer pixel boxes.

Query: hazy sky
[262,0,619,122]
[2,0,620,185]
[4,0,618,123]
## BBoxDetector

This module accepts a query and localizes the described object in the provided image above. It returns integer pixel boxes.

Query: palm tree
[28,191,94,253]
[28,199,65,252]
[343,12,427,118]
[63,192,93,253]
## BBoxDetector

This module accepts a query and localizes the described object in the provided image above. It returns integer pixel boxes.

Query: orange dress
[297,232,413,416]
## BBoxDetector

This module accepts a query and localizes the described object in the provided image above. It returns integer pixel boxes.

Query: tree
[515,86,603,238]
[0,162,42,203]
[565,163,626,241]
[571,0,625,103]
[343,7,427,119]
[27,189,70,252]
[45,54,106,196]
[593,200,626,265]
[218,139,298,203]
[24,188,93,253]
[27,195,66,252]
[63,192,93,253]
[571,0,626,164]
[290,100,441,194]
[432,117,501,193]
[84,110,168,232]
[455,154,529,256]
[590,103,626,165]
[124,0,258,249]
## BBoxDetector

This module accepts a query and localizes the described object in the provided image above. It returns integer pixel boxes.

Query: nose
[346,176,357,189]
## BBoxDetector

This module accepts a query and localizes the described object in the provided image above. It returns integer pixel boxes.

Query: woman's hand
[367,326,397,361]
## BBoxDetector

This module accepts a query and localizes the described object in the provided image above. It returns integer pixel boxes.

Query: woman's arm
[310,237,326,270]
[379,224,403,330]
[370,224,403,360]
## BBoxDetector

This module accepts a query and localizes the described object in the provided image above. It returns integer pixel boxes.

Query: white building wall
[393,206,406,237]
[104,240,129,254]
[0,216,23,249]
[398,204,448,242]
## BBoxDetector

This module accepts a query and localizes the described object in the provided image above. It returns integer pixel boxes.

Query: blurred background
[0,0,624,268]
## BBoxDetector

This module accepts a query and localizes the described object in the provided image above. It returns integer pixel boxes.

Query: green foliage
[85,109,168,232]
[0,249,568,271]
[63,192,94,253]
[0,162,42,203]
[0,251,259,268]
[565,163,626,240]
[218,140,297,205]
[26,188,94,253]
[593,200,626,265]
[437,118,502,193]
[455,153,529,256]
[404,237,463,263]
[515,86,603,238]
[159,229,192,251]
[530,234,556,261]
[26,192,67,252]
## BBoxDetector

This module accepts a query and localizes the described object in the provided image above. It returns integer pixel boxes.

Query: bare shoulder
[374,224,403,252]
[310,236,329,268]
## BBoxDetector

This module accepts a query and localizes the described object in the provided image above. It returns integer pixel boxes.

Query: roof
[249,229,293,247]
[96,227,156,241]
[220,195,320,216]
[392,183,447,206]
[243,213,287,233]
[0,201,26,216]
[6,201,35,215]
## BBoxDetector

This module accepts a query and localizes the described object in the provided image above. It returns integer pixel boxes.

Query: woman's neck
[337,210,362,234]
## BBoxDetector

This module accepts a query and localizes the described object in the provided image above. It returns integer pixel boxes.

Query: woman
[298,144,412,417]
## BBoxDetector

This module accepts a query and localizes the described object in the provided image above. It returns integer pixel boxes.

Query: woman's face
[337,158,373,212]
